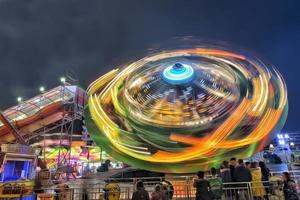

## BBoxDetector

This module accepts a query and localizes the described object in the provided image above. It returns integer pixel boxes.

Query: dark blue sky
[0,0,299,131]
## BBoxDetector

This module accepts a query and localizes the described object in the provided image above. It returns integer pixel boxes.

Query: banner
[37,194,54,200]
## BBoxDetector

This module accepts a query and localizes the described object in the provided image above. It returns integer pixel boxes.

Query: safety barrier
[38,175,296,200]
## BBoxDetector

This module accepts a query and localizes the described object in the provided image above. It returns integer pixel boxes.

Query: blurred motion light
[86,46,288,173]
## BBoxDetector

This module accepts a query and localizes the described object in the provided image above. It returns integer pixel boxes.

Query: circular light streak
[85,46,288,173]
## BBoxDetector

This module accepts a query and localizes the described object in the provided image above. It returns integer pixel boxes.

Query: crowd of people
[193,158,299,200]
[130,157,299,200]
[131,181,168,200]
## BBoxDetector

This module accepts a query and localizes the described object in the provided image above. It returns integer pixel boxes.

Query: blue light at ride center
[162,63,195,85]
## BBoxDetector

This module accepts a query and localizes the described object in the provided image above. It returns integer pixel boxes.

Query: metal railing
[39,175,293,200]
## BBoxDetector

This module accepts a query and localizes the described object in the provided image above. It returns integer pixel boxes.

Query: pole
[58,85,65,168]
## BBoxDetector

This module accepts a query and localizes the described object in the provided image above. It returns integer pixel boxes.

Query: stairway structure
[0,85,86,167]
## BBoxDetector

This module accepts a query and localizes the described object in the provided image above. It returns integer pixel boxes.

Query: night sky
[0,0,299,131]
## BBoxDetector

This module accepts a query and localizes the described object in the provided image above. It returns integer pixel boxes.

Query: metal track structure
[0,85,86,170]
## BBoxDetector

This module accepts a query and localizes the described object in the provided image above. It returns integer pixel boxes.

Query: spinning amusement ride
[86,46,288,173]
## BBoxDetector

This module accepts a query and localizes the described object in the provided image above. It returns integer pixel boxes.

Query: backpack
[132,189,149,200]
[209,177,223,198]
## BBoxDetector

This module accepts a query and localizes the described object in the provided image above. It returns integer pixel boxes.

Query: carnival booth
[0,144,36,199]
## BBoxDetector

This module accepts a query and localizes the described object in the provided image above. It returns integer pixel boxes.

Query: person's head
[222,160,229,168]
[245,162,250,168]
[238,159,244,165]
[250,162,257,168]
[155,184,161,192]
[136,181,144,189]
[211,167,217,176]
[197,171,205,179]
[230,157,236,165]
[258,161,266,169]
[283,172,291,181]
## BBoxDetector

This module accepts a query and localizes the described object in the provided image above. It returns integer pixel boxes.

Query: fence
[39,175,294,200]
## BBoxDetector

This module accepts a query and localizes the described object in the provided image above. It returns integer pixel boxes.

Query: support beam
[0,112,27,145]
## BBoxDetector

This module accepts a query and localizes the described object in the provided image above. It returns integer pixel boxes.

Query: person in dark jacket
[220,161,232,183]
[230,158,237,181]
[132,181,150,200]
[193,171,212,200]
[234,159,252,182]
[220,161,232,200]
[258,161,269,182]
[230,158,238,200]
[234,159,252,200]
[259,161,270,199]
[97,160,111,172]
